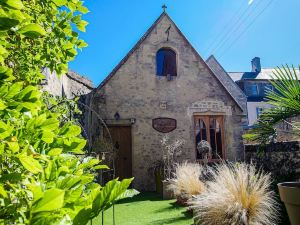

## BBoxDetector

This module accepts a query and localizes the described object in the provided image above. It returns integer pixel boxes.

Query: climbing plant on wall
[0,0,133,224]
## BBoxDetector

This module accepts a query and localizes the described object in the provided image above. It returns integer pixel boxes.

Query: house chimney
[251,57,261,73]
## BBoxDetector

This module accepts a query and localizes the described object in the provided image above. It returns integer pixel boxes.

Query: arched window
[156,48,177,76]
[194,115,225,161]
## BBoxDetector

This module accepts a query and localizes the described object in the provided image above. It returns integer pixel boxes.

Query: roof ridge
[206,55,247,97]
[67,70,94,89]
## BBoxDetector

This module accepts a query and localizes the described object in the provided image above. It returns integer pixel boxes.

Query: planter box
[278,182,300,225]
[162,180,174,200]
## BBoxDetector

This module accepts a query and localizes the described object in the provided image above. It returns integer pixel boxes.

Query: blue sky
[69,0,300,86]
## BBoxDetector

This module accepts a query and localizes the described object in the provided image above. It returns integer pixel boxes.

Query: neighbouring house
[86,12,247,191]
[228,57,273,126]
[42,68,94,98]
[228,57,300,127]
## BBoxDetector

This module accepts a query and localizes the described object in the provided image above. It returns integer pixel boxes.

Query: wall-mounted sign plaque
[152,118,177,133]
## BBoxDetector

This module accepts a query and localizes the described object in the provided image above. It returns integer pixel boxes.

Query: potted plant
[160,135,185,199]
[244,66,300,224]
[278,182,300,225]
[148,160,164,194]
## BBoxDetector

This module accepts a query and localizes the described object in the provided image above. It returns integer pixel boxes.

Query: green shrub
[0,1,132,224]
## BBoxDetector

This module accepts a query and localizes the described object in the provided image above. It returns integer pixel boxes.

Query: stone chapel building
[87,12,247,191]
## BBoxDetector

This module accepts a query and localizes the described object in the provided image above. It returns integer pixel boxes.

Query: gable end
[96,12,244,112]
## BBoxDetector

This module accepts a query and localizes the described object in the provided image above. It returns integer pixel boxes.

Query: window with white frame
[256,107,263,118]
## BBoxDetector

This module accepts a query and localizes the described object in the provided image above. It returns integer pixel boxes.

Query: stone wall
[42,68,93,98]
[89,13,246,191]
[245,142,300,181]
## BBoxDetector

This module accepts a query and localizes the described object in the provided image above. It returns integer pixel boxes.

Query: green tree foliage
[0,0,133,224]
[244,65,300,143]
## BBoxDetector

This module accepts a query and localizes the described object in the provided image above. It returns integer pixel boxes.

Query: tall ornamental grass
[168,162,205,204]
[191,163,278,225]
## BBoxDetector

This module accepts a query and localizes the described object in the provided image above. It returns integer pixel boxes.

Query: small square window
[246,84,258,96]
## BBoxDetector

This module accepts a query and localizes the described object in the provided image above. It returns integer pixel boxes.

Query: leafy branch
[244,65,300,143]
[0,0,134,224]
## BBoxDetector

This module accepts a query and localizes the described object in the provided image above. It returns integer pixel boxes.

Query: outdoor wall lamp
[114,112,120,120]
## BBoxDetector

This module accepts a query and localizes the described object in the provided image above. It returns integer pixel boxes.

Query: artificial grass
[92,192,193,225]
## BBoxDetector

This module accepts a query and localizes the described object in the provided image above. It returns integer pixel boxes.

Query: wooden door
[194,115,225,161]
[103,126,132,180]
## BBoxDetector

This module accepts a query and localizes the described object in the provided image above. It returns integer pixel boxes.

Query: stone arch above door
[187,100,232,116]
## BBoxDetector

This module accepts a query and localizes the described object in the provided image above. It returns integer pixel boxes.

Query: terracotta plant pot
[278,182,300,225]
[162,180,174,200]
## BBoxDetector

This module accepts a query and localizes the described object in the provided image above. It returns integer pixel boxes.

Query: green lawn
[92,192,194,225]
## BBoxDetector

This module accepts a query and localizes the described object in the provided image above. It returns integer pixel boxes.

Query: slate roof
[228,68,300,82]
[67,70,94,90]
[206,55,247,113]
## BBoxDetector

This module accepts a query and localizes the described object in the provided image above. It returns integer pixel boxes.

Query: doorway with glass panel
[194,115,225,161]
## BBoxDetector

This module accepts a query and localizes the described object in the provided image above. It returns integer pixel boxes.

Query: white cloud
[248,0,254,5]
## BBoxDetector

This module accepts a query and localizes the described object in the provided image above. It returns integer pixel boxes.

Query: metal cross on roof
[162,4,167,12]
